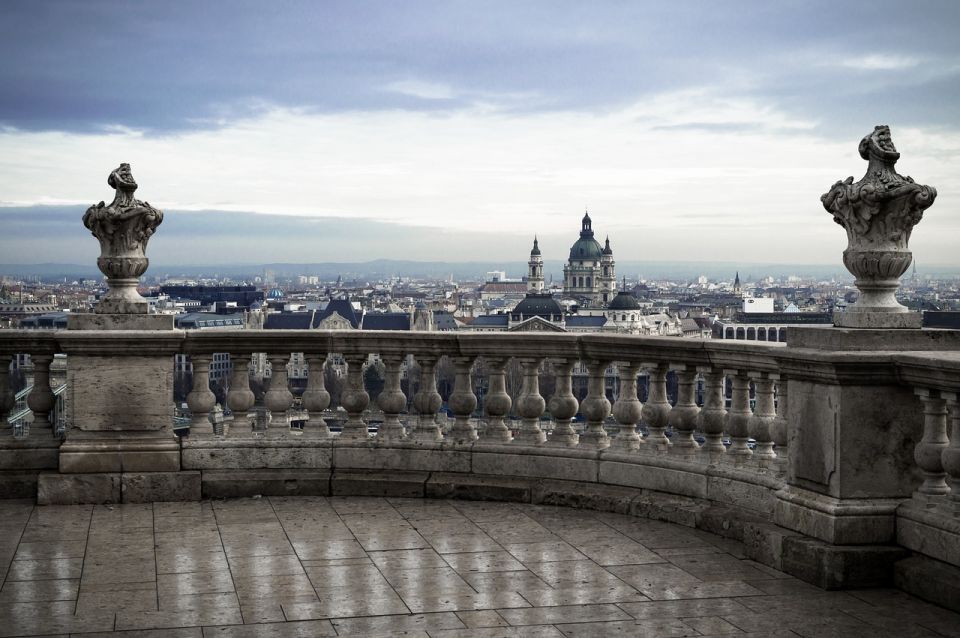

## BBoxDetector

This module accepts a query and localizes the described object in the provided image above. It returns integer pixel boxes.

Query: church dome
[512,293,563,319]
[568,213,602,260]
[607,291,641,310]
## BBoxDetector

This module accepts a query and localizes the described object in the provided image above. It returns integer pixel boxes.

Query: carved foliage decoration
[821,125,936,250]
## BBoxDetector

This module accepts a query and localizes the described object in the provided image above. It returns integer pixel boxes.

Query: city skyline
[1,1,959,265]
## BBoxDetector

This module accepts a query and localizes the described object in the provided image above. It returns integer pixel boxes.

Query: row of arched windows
[723,326,787,342]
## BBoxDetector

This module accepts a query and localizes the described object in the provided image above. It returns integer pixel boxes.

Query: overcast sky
[1,1,959,266]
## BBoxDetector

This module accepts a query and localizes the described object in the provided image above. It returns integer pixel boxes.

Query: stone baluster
[579,360,611,449]
[226,355,255,437]
[186,355,216,437]
[514,357,546,444]
[27,354,55,436]
[448,356,478,443]
[748,372,778,461]
[724,370,753,458]
[641,363,671,450]
[302,355,331,438]
[610,362,643,451]
[376,354,407,441]
[697,367,727,454]
[412,355,443,442]
[547,359,579,447]
[480,357,512,442]
[942,392,960,504]
[668,366,700,453]
[264,354,294,436]
[914,389,949,497]
[0,356,13,430]
[340,353,370,440]
[772,377,788,464]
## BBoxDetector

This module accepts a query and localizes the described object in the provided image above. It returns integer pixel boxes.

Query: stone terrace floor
[0,497,958,637]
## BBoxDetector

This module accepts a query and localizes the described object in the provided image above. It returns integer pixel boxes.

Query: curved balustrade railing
[2,328,960,582]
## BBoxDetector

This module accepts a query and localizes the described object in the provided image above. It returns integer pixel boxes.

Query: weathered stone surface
[67,313,174,331]
[201,468,331,498]
[182,439,332,470]
[897,501,960,567]
[426,472,532,502]
[330,469,427,497]
[332,442,470,473]
[599,459,706,499]
[0,470,41,498]
[59,433,180,473]
[895,555,960,614]
[532,479,637,514]
[775,486,900,545]
[781,535,908,589]
[67,355,174,432]
[37,472,121,504]
[121,470,200,503]
[706,475,776,513]
[834,311,923,329]
[473,449,598,482]
[0,437,61,470]
[788,326,960,351]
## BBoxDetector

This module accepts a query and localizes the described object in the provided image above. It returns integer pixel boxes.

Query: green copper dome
[568,212,603,260]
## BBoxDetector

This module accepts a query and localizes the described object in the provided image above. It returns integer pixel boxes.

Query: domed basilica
[561,212,617,305]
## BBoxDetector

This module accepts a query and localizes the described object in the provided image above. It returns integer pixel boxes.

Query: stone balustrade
[2,327,960,603]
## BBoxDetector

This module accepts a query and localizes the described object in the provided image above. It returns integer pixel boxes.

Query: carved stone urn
[83,163,163,314]
[821,126,936,328]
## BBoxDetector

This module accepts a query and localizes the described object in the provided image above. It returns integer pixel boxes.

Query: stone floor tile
[283,523,355,542]
[82,556,156,584]
[232,572,316,602]
[335,632,429,638]
[80,580,157,594]
[6,556,83,580]
[605,563,700,590]
[386,566,476,597]
[157,570,236,597]
[299,555,372,568]
[443,551,527,574]
[339,511,408,530]
[203,619,337,637]
[743,578,825,596]
[12,539,86,560]
[90,503,155,531]
[574,541,666,566]
[429,534,504,554]
[429,627,564,638]
[617,597,753,619]
[328,496,395,514]
[666,554,783,582]
[456,610,510,628]
[158,590,241,613]
[518,583,648,607]
[450,502,525,523]
[82,628,202,638]
[355,529,431,551]
[503,541,587,563]
[220,535,296,559]
[77,588,159,614]
[115,607,244,631]
[291,538,367,560]
[369,547,450,572]
[304,563,391,591]
[0,599,115,636]
[157,550,230,575]
[0,577,78,602]
[401,590,530,614]
[331,611,466,634]
[642,580,767,601]
[525,560,626,588]
[556,617,699,637]
[227,554,306,578]
[462,570,554,594]
[683,615,745,634]
[653,546,726,557]
[498,603,632,626]
[282,587,410,619]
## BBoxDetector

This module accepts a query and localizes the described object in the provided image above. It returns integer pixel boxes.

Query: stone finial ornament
[821,126,936,328]
[83,164,163,314]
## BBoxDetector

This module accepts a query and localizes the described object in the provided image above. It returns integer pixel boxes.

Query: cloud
[384,80,457,101]
[841,54,921,70]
